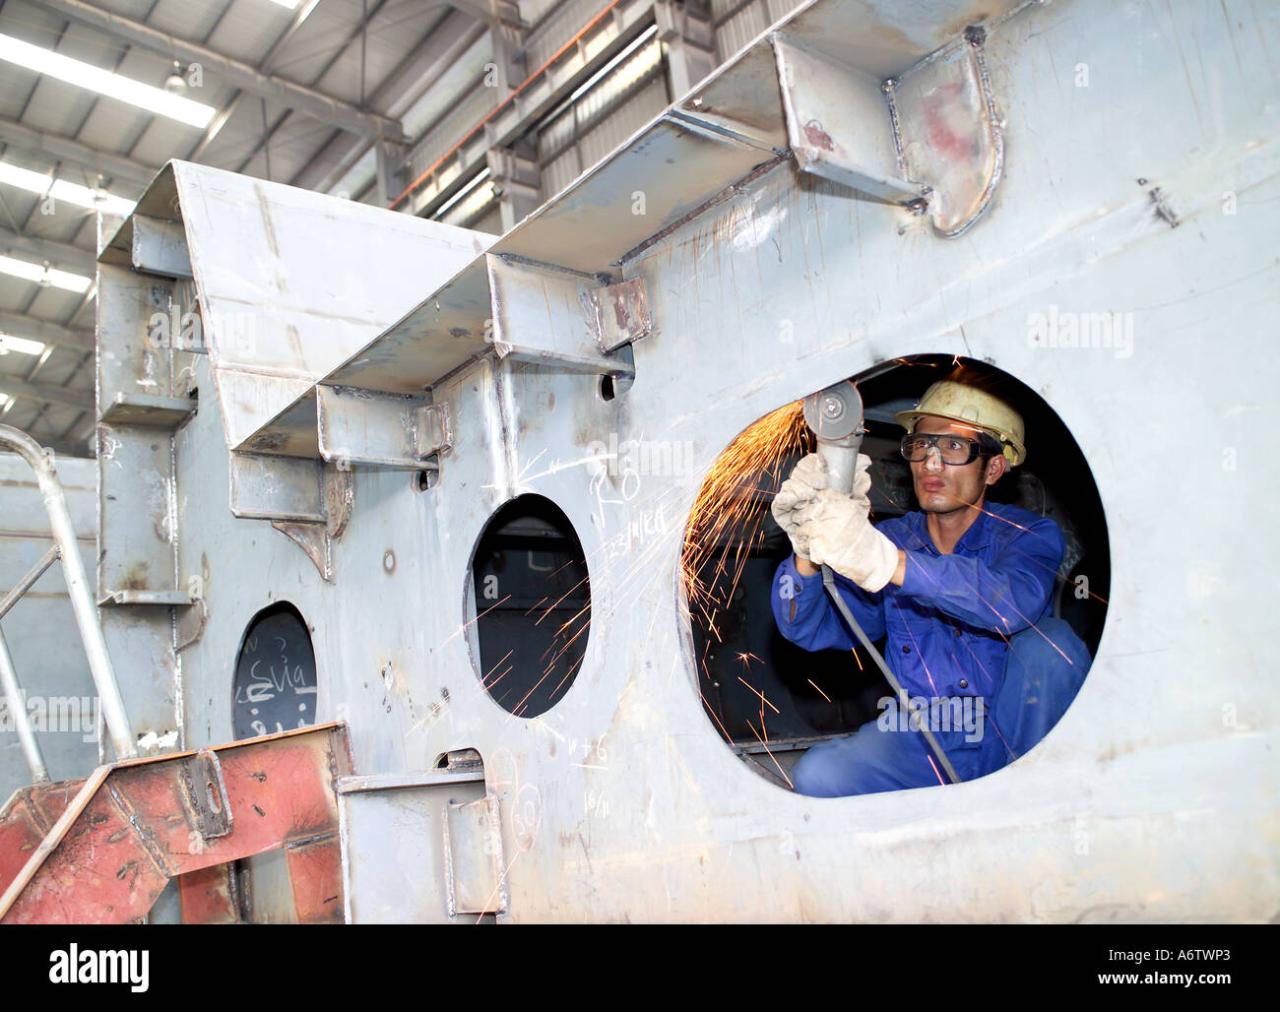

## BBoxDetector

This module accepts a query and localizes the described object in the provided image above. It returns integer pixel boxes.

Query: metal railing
[0,425,135,777]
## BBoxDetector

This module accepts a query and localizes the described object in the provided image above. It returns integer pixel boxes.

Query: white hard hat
[895,379,1027,466]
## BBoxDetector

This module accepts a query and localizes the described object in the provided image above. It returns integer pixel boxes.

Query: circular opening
[232,602,318,739]
[682,355,1109,791]
[469,494,590,718]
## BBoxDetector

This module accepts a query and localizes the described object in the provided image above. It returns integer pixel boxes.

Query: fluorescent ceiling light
[266,0,302,8]
[0,33,216,128]
[0,334,47,356]
[0,253,92,294]
[0,161,134,216]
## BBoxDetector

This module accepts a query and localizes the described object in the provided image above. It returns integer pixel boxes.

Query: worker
[770,375,1091,797]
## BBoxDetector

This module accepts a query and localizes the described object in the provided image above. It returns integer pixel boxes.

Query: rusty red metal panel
[0,723,351,924]
[178,864,239,924]
[285,833,343,924]
[0,779,83,895]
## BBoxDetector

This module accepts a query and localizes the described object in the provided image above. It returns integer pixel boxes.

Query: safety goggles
[899,432,1001,466]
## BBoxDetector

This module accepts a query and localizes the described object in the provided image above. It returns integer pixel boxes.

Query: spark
[442,593,512,644]
[806,678,832,703]
[745,718,793,789]
[736,676,781,715]
[680,401,809,732]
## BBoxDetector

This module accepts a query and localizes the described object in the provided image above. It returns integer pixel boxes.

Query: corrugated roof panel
[82,0,155,22]
[0,169,44,221]
[471,203,505,236]
[143,0,230,43]
[574,74,667,169]
[521,0,561,27]
[237,115,344,183]
[440,177,497,229]
[311,1,429,105]
[411,81,497,180]
[541,144,581,200]
[575,34,662,122]
[20,285,84,322]
[715,2,769,62]
[0,401,39,433]
[766,0,808,22]
[238,0,366,97]
[206,0,306,70]
[526,0,602,72]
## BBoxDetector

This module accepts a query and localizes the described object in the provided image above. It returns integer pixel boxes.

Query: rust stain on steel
[0,723,351,925]
[177,863,239,923]
[802,120,835,151]
[0,779,83,895]
[285,832,344,923]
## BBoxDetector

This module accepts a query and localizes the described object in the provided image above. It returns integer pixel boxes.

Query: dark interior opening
[232,602,318,740]
[471,494,591,718]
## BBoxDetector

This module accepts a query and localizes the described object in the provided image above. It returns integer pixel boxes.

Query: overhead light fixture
[0,160,134,216]
[0,333,47,356]
[266,1,303,9]
[163,60,187,95]
[0,33,216,128]
[0,253,92,294]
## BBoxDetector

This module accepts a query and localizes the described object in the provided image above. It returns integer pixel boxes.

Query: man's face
[908,415,1005,515]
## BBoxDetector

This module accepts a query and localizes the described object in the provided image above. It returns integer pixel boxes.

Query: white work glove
[800,468,900,593]
[771,453,828,558]
[772,452,874,560]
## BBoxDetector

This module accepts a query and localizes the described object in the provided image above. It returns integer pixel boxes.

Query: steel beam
[656,0,716,99]
[0,311,93,352]
[0,115,154,189]
[0,227,96,276]
[0,377,94,411]
[447,0,524,25]
[39,0,405,142]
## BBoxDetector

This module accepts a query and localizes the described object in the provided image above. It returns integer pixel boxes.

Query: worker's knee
[791,723,936,798]
[791,742,851,798]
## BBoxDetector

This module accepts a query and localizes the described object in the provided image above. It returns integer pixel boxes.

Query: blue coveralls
[771,502,1091,797]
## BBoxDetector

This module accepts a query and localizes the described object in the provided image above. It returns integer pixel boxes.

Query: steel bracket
[771,25,1005,236]
[443,794,508,917]
[229,453,353,582]
[131,215,194,280]
[316,386,451,469]
[178,749,232,840]
[886,25,1005,236]
[585,278,652,353]
[772,34,923,203]
[487,254,642,371]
